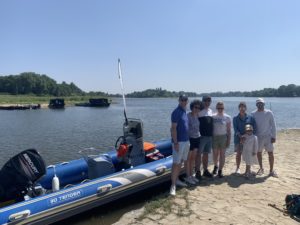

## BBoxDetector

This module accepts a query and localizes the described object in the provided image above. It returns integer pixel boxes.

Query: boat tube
[0,119,175,225]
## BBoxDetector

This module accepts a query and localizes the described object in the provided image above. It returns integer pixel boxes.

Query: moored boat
[48,99,65,109]
[75,98,111,107]
[0,119,174,225]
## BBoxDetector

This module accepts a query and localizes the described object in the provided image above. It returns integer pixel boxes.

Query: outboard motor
[116,118,145,168]
[0,149,46,203]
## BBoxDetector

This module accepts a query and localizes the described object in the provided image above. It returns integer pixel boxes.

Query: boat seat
[86,154,115,179]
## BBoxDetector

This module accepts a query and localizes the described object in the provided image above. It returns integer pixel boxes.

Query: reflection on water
[0,97,299,224]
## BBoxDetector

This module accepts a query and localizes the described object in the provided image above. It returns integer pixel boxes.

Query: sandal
[257,168,264,175]
[269,171,278,178]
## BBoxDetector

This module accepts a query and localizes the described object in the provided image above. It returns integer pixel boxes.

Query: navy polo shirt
[171,105,189,142]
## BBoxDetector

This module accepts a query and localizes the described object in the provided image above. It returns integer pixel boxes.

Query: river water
[0,97,299,224]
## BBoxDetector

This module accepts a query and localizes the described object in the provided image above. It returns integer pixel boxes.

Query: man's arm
[270,111,276,143]
[226,120,231,148]
[171,122,179,151]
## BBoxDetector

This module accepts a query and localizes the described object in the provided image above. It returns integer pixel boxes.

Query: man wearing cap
[252,98,277,177]
[195,95,214,179]
[170,94,190,196]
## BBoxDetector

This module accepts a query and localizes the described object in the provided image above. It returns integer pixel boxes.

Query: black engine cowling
[0,149,46,202]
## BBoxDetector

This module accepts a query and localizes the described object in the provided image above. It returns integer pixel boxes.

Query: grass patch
[137,188,194,222]
[0,95,112,105]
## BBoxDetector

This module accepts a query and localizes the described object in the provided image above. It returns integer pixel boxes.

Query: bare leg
[195,151,202,172]
[190,150,197,175]
[171,163,182,186]
[245,165,250,174]
[213,148,219,167]
[219,149,226,170]
[202,153,209,170]
[236,150,241,170]
[268,152,274,173]
[186,151,192,177]
[257,152,263,169]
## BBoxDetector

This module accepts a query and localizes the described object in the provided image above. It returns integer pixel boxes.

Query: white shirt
[251,109,276,138]
[198,108,213,117]
[212,113,231,136]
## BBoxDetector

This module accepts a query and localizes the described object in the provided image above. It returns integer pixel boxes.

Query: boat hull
[0,140,174,225]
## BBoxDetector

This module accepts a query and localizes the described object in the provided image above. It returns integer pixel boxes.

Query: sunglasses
[194,106,201,109]
[217,108,224,110]
[180,99,188,102]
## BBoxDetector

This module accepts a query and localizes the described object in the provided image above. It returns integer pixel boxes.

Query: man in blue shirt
[170,95,189,196]
[233,102,256,174]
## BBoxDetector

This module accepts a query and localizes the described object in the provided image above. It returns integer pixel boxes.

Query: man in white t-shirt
[251,98,277,177]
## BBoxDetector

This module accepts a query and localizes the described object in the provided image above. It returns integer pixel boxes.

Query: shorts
[234,143,243,153]
[199,136,212,154]
[189,137,200,150]
[172,141,189,164]
[257,135,274,152]
[212,135,227,149]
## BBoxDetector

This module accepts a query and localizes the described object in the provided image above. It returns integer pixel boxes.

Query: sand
[113,129,300,225]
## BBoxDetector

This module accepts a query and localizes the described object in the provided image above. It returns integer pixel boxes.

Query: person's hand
[240,136,246,144]
[226,141,230,148]
[271,138,276,143]
[174,143,179,151]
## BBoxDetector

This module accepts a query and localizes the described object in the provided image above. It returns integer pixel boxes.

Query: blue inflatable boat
[0,119,175,225]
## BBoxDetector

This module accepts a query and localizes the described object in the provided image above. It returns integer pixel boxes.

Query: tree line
[0,72,84,96]
[0,73,299,97]
[126,85,300,98]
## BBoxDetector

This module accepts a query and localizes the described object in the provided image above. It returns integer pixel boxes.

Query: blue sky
[0,1,300,94]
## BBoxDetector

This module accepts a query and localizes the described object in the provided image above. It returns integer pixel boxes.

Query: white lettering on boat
[48,190,82,206]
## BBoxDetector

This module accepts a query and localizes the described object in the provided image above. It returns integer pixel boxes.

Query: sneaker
[170,185,176,196]
[235,168,241,174]
[191,176,199,183]
[244,172,250,180]
[195,171,202,180]
[212,166,218,175]
[257,168,264,176]
[203,169,213,178]
[269,171,278,178]
[184,176,196,185]
[176,179,188,187]
[218,170,224,178]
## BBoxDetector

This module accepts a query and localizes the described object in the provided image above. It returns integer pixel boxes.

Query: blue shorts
[199,136,212,154]
[172,141,189,164]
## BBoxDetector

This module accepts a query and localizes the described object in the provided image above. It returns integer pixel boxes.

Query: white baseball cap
[256,98,265,104]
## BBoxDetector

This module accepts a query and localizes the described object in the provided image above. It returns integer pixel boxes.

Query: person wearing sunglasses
[196,95,214,179]
[185,99,202,185]
[170,94,190,196]
[251,98,277,177]
[212,101,231,178]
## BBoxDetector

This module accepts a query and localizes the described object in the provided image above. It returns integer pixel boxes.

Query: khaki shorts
[172,141,190,164]
[212,135,227,149]
[257,136,274,152]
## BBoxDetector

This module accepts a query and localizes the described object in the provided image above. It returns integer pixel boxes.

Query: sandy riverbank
[113,129,300,225]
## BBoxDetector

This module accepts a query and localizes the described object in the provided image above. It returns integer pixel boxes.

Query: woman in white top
[212,102,231,178]
[242,124,258,179]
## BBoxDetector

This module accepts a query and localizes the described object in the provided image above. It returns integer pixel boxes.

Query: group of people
[170,95,277,196]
